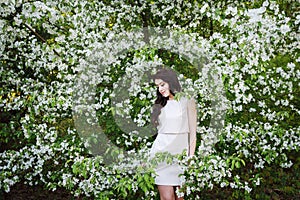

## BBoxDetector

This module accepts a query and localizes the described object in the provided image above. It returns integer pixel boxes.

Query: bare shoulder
[187,97,196,109]
[185,96,195,103]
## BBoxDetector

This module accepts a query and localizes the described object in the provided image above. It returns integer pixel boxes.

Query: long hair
[151,68,182,127]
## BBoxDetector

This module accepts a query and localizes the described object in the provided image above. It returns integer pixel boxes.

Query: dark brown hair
[151,68,182,127]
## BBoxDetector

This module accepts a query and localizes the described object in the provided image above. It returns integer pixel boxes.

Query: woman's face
[155,79,173,98]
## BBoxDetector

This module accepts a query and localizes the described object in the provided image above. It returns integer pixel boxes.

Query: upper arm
[187,98,197,129]
[187,98,197,117]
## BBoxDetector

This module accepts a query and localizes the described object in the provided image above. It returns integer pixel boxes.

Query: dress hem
[155,183,183,186]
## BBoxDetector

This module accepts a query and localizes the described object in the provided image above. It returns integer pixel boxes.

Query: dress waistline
[159,132,189,135]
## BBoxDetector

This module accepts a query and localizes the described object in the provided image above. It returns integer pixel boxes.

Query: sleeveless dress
[150,97,189,185]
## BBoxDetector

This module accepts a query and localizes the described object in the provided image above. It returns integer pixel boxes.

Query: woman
[150,68,197,200]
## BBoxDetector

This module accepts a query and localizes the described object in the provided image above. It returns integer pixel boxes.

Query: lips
[161,91,169,97]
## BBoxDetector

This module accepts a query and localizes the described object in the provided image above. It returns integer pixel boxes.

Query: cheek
[164,85,170,92]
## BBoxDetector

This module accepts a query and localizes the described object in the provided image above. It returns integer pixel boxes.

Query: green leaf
[235,161,241,169]
[231,159,236,170]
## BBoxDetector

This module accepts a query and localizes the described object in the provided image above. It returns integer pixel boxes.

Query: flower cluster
[0,0,299,199]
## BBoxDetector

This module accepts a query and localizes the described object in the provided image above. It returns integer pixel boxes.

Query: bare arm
[187,98,197,156]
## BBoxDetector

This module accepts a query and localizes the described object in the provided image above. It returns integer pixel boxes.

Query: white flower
[280,24,290,35]
[247,7,266,23]
[244,185,252,193]
[263,1,269,7]
[200,3,208,14]
[225,6,237,16]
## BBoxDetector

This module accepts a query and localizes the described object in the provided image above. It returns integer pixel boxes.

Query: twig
[23,23,61,57]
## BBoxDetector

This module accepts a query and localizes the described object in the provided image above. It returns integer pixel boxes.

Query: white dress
[150,97,189,186]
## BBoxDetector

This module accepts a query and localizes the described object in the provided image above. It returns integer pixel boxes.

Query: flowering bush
[0,0,299,199]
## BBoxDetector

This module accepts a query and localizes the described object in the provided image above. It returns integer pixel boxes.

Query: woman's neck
[168,94,174,100]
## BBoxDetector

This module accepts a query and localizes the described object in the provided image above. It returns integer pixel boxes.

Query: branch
[137,1,150,43]
[23,23,61,57]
